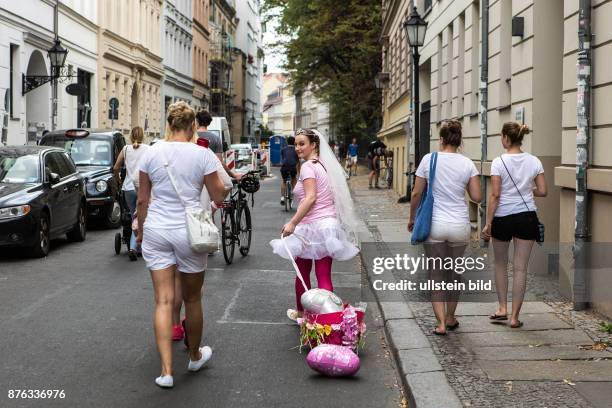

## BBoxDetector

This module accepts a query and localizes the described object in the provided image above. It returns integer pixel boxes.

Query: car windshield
[0,154,40,183]
[44,138,112,166]
[207,130,221,138]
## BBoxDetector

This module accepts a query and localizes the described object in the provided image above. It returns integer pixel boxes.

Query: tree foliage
[263,0,382,143]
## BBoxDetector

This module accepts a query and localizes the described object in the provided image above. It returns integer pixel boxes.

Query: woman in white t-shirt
[409,120,481,335]
[113,126,149,260]
[136,102,226,388]
[481,122,547,329]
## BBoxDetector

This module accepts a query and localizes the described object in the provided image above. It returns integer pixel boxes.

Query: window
[59,152,77,175]
[9,44,18,119]
[45,152,69,179]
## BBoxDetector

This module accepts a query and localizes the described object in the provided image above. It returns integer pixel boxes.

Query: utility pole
[573,0,591,311]
[479,0,489,246]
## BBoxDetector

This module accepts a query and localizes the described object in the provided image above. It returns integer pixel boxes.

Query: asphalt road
[0,168,403,408]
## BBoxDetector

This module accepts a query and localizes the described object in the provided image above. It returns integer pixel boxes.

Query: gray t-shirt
[197,130,223,154]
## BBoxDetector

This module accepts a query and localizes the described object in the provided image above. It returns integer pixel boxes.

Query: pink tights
[294,256,333,312]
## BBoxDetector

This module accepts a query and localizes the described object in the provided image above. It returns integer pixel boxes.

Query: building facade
[230,48,245,143]
[209,0,236,122]
[235,0,263,143]
[1,0,98,145]
[379,0,612,317]
[262,72,293,137]
[98,0,163,137]
[192,0,210,112]
[161,0,194,133]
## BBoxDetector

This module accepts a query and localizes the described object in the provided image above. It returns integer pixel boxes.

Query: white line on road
[220,284,242,322]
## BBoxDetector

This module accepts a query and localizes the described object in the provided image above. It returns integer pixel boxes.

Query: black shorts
[281,166,297,180]
[491,211,539,241]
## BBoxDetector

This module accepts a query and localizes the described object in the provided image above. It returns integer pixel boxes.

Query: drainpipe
[51,0,59,131]
[573,0,591,311]
[479,0,489,246]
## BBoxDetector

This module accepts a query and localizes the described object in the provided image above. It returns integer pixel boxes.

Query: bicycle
[218,171,260,264]
[283,175,293,211]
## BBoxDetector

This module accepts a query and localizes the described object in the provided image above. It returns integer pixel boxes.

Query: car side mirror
[49,172,61,185]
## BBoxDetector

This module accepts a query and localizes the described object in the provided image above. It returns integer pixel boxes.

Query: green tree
[263,0,382,144]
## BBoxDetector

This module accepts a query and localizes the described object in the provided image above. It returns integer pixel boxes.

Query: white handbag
[163,150,219,253]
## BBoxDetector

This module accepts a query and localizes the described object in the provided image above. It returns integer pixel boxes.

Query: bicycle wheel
[221,209,235,264]
[284,181,291,211]
[238,205,252,256]
[288,182,293,210]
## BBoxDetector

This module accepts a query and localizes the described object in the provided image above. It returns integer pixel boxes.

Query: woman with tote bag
[408,120,481,335]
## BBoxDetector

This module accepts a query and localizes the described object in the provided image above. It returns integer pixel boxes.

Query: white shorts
[426,221,470,245]
[349,156,358,165]
[141,226,207,273]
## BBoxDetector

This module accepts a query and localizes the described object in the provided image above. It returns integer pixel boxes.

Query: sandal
[446,320,460,330]
[489,313,508,321]
[510,320,523,328]
[432,328,447,336]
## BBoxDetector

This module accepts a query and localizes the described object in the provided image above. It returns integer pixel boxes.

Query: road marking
[216,319,291,325]
[10,280,80,321]
[207,268,357,275]
[220,284,242,322]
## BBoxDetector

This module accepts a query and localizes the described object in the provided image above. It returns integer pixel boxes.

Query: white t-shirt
[416,152,479,224]
[490,153,544,217]
[139,141,218,229]
[122,144,149,191]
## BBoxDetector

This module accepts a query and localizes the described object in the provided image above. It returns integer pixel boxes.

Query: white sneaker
[187,346,213,372]
[155,375,174,388]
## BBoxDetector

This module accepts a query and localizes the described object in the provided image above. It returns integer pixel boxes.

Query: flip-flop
[510,321,523,328]
[489,313,508,321]
[446,321,460,330]
[432,328,447,336]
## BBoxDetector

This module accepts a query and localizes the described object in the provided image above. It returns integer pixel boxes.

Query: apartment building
[97,0,163,136]
[193,0,211,112]
[379,0,612,316]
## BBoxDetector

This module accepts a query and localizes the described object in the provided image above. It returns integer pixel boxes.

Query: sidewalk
[348,169,612,408]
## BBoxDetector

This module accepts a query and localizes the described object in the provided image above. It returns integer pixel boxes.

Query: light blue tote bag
[411,152,438,245]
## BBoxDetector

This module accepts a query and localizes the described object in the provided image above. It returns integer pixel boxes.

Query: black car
[40,129,125,228]
[0,146,87,257]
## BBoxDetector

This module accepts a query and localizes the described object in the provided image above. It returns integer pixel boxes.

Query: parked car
[40,129,125,228]
[230,143,254,173]
[0,146,87,257]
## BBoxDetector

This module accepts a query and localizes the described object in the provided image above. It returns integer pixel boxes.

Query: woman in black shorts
[481,122,547,328]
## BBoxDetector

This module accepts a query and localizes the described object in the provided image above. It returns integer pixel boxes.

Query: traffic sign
[109,97,119,109]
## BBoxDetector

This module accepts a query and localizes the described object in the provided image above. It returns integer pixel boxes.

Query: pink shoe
[172,324,184,341]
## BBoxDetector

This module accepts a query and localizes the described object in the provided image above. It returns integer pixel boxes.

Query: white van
[207,117,232,150]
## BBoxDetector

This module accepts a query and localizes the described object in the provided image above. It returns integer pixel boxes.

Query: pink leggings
[295,256,333,312]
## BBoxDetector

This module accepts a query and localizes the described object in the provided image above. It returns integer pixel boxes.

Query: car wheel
[67,204,87,242]
[104,197,122,229]
[32,212,50,258]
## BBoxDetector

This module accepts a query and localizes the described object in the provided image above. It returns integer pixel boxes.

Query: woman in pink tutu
[270,129,359,321]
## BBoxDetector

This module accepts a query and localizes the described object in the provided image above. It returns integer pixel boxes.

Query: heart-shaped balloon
[301,289,343,314]
[306,344,360,377]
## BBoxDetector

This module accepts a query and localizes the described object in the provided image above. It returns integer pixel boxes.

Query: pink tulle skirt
[269,217,359,261]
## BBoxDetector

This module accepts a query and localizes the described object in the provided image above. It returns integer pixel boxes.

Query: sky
[262,13,286,73]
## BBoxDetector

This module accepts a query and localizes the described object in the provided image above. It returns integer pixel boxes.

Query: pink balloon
[306,344,360,377]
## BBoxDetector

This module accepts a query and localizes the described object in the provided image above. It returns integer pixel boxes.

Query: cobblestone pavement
[349,168,612,408]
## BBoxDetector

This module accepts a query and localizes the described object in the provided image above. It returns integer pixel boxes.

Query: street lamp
[48,39,68,75]
[398,6,427,203]
[22,39,70,95]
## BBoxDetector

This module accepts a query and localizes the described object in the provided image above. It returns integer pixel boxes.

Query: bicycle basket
[240,174,260,193]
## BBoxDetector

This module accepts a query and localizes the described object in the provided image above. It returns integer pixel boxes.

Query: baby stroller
[114,191,136,260]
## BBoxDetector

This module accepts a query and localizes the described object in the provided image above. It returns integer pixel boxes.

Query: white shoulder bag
[162,149,219,253]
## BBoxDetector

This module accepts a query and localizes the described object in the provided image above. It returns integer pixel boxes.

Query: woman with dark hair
[113,126,149,260]
[408,120,481,335]
[481,122,547,329]
[270,129,359,321]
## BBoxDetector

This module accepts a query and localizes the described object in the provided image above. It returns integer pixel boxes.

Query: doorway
[25,50,50,144]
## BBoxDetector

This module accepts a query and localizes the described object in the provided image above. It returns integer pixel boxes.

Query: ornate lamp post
[400,7,427,202]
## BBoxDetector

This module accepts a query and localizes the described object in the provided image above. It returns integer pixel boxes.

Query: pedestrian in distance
[196,109,242,181]
[481,122,547,329]
[269,128,360,321]
[137,101,227,388]
[280,136,299,206]
[408,120,481,335]
[113,126,149,261]
[347,138,359,176]
[368,139,386,189]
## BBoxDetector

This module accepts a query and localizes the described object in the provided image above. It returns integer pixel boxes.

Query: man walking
[196,110,241,180]
[368,139,386,189]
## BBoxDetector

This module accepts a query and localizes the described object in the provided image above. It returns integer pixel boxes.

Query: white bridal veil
[311,129,360,246]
